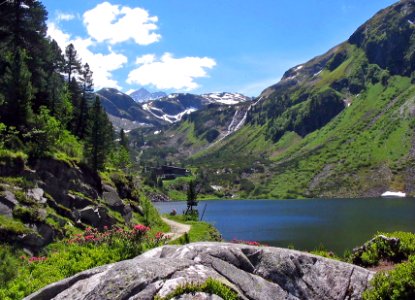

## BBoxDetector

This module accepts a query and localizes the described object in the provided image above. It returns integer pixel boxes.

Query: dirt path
[161,217,191,241]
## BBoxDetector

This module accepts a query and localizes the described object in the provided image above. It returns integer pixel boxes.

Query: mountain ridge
[98,88,252,129]
[133,0,415,200]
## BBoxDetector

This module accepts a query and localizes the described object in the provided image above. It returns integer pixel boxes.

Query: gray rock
[0,202,13,217]
[27,188,47,204]
[25,242,374,300]
[66,193,94,209]
[0,190,18,217]
[18,223,56,248]
[75,206,115,228]
[102,184,123,207]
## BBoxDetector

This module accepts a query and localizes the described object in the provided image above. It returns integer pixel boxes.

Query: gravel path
[161,217,191,241]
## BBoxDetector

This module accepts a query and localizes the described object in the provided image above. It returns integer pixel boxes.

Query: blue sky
[43,0,396,96]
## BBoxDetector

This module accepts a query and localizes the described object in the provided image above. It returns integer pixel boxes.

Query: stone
[27,188,47,204]
[66,193,94,209]
[75,206,116,229]
[102,184,123,208]
[0,190,18,217]
[25,242,374,300]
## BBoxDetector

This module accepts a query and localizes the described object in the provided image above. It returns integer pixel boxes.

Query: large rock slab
[25,242,374,300]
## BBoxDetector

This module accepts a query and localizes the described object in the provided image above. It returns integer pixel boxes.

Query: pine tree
[64,44,81,84]
[0,48,33,130]
[68,77,82,133]
[119,129,129,149]
[76,63,94,138]
[85,96,114,171]
[0,0,52,129]
[186,180,198,214]
[45,40,66,116]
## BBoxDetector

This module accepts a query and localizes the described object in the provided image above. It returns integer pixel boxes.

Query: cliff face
[26,242,374,300]
[0,157,139,251]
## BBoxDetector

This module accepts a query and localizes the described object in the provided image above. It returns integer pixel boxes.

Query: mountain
[142,92,251,124]
[135,0,415,199]
[98,87,252,130]
[136,101,252,164]
[96,88,166,130]
[129,88,167,102]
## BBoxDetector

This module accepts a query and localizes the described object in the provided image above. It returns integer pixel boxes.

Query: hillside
[136,101,252,165]
[137,0,415,199]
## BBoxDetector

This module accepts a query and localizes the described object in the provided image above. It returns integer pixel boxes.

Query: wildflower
[84,235,95,240]
[155,232,164,240]
[133,224,150,233]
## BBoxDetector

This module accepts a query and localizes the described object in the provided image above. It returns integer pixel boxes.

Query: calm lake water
[155,198,415,254]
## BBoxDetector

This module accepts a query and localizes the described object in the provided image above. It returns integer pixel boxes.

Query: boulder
[0,190,18,217]
[18,223,55,248]
[74,206,116,229]
[25,242,374,300]
[27,188,47,204]
[102,184,124,208]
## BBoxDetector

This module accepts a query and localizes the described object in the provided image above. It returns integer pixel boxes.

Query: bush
[352,232,415,267]
[363,255,415,300]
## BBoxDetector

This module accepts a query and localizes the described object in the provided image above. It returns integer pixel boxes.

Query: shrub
[363,255,415,300]
[352,232,415,267]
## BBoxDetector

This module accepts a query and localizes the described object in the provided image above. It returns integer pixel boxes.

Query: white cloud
[125,89,136,95]
[83,2,161,45]
[127,53,216,91]
[56,12,75,22]
[47,22,127,89]
[135,54,156,65]
[47,22,71,48]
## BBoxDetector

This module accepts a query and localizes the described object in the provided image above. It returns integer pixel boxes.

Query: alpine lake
[155,197,415,254]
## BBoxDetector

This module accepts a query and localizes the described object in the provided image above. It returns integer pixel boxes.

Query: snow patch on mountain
[202,92,251,105]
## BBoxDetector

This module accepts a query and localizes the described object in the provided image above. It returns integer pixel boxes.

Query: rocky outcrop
[25,242,374,300]
[0,158,141,250]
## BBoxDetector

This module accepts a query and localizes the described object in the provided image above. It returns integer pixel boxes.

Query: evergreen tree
[64,44,81,84]
[45,40,66,116]
[0,0,53,129]
[68,77,82,133]
[0,48,33,130]
[0,0,57,114]
[119,129,129,149]
[85,96,114,171]
[186,180,198,214]
[76,63,94,138]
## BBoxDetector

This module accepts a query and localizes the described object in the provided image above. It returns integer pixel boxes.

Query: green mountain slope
[184,0,415,198]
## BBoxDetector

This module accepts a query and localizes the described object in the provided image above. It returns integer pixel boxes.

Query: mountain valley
[128,0,415,200]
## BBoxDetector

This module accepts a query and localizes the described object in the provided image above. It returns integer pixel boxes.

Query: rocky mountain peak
[129,88,167,103]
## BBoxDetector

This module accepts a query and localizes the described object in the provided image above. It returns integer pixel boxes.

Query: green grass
[154,278,239,300]
[0,214,33,235]
[165,214,222,244]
